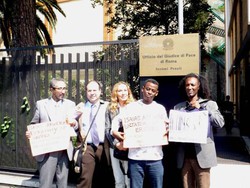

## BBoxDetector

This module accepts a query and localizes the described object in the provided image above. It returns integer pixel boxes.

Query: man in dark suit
[26,78,77,188]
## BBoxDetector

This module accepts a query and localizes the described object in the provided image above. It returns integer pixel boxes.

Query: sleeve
[105,108,111,134]
[68,101,79,130]
[30,102,40,124]
[105,108,115,148]
[206,101,225,128]
[163,105,169,121]
[111,114,123,147]
[111,114,122,133]
[160,105,169,129]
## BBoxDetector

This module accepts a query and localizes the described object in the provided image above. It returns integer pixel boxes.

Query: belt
[87,143,104,151]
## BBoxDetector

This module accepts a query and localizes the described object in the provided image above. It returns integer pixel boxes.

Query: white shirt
[81,100,108,143]
[112,100,168,160]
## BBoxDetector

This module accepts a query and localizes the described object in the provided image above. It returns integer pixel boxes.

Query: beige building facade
[225,0,250,135]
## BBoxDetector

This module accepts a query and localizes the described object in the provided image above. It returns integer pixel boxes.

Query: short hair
[143,78,159,88]
[49,78,65,89]
[178,73,211,100]
[86,80,103,90]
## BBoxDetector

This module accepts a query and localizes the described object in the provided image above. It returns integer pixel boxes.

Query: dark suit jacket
[174,98,224,169]
[30,98,76,162]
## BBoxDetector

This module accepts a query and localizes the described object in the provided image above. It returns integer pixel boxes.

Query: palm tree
[0,0,12,49]
[0,0,65,50]
[36,0,66,47]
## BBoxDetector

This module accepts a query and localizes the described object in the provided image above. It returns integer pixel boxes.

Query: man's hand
[26,130,32,139]
[66,118,77,127]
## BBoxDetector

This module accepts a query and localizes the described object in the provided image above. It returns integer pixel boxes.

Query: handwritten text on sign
[27,121,76,156]
[169,110,209,144]
[122,113,168,148]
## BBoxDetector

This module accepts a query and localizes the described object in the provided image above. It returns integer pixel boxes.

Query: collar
[50,97,63,105]
[185,98,209,111]
[138,99,155,106]
[87,100,104,107]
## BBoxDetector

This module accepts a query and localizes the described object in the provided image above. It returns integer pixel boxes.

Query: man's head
[179,73,210,100]
[141,79,159,104]
[86,80,102,104]
[184,76,200,100]
[49,78,67,102]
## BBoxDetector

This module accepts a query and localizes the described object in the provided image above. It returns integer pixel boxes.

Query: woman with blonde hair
[105,81,135,188]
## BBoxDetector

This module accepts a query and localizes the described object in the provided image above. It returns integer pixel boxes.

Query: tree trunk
[10,0,36,93]
[11,0,36,48]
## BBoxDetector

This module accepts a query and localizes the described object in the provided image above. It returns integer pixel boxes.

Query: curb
[242,136,250,156]
[0,171,75,188]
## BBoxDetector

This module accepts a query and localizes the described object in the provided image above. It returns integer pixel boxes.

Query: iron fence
[0,39,139,173]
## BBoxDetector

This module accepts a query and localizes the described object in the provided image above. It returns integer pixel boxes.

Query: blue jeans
[128,159,163,188]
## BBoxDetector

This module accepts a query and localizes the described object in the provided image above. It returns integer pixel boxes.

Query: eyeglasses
[53,87,67,91]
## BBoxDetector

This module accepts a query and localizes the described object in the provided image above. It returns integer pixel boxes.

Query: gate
[0,39,139,173]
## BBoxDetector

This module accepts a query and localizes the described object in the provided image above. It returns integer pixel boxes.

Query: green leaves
[21,96,30,114]
[0,116,12,138]
[1,96,29,139]
[71,136,77,147]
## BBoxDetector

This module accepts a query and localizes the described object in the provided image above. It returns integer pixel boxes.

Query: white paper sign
[27,121,76,156]
[122,111,168,148]
[168,110,209,144]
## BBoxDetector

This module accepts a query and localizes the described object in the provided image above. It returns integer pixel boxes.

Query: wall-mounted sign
[139,33,200,76]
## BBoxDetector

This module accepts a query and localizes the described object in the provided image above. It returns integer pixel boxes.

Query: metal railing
[0,39,139,173]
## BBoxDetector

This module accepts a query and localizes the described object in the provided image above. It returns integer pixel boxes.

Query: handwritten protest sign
[122,109,168,148]
[27,121,76,156]
[168,110,209,144]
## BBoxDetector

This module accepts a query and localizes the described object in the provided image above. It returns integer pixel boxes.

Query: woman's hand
[112,131,125,141]
[115,141,127,151]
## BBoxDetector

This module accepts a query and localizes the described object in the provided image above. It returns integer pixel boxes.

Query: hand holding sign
[168,110,209,144]
[27,121,76,156]
[122,112,168,148]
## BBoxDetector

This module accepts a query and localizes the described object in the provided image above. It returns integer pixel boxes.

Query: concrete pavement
[211,164,250,188]
[211,125,250,188]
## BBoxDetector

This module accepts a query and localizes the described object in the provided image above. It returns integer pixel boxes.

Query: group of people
[26,73,225,188]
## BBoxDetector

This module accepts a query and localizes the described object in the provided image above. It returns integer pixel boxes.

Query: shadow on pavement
[214,126,250,165]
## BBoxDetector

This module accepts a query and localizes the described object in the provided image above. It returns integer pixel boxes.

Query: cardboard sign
[122,111,168,148]
[168,110,209,144]
[27,121,76,156]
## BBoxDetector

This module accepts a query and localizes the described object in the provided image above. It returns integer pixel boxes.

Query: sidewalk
[212,125,250,188]
[0,171,75,188]
[242,135,250,156]
[214,124,250,165]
